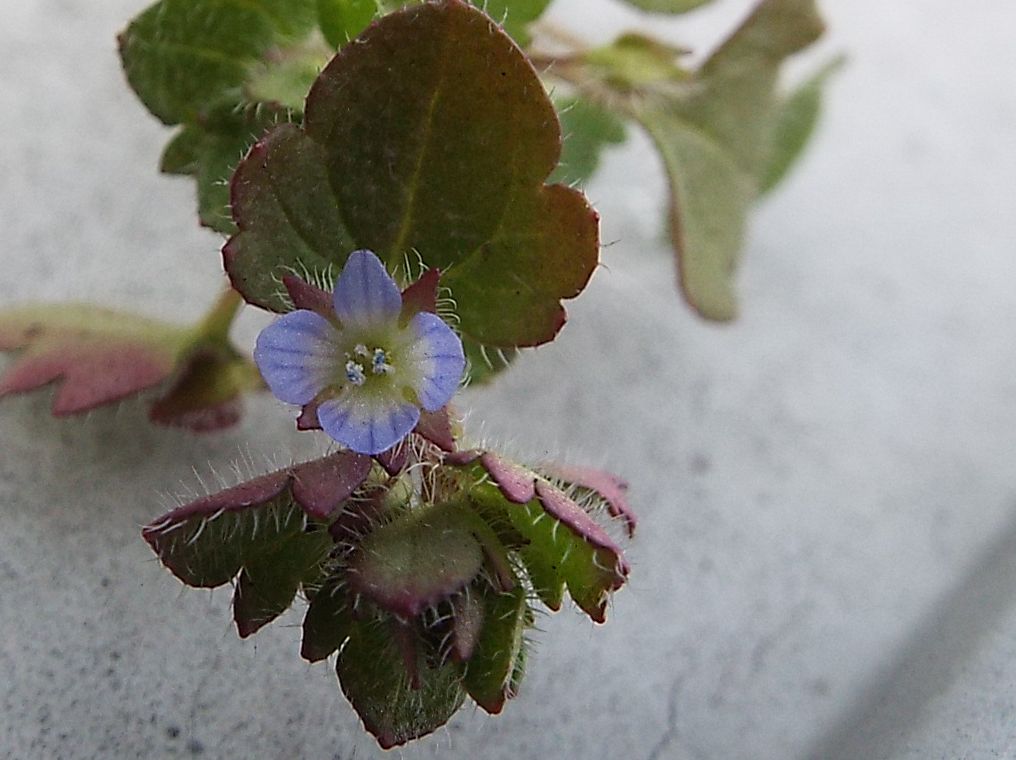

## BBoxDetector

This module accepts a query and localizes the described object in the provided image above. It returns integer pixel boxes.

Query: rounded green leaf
[226,0,599,348]
[347,504,486,618]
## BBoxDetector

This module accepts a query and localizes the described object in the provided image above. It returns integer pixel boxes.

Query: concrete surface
[3,0,1016,758]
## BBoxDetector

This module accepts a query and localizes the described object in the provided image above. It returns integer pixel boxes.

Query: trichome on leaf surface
[0,0,837,749]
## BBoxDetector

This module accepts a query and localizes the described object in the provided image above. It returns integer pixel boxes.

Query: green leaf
[347,503,487,619]
[760,55,845,194]
[233,527,333,637]
[638,109,756,320]
[317,0,383,47]
[160,128,202,175]
[620,0,714,12]
[147,497,308,589]
[337,617,466,749]
[301,576,355,662]
[549,96,627,186]
[119,0,318,125]
[463,586,530,714]
[552,0,824,319]
[583,33,691,91]
[143,451,371,586]
[466,467,629,623]
[165,105,291,234]
[481,0,552,46]
[120,0,324,233]
[225,0,599,349]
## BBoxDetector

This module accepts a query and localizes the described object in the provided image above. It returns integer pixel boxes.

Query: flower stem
[194,286,244,345]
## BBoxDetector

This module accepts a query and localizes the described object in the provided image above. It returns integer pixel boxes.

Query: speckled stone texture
[3,1,1016,758]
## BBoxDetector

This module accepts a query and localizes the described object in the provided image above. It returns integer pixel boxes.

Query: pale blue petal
[254,310,341,405]
[332,250,402,329]
[406,312,465,411]
[317,395,421,455]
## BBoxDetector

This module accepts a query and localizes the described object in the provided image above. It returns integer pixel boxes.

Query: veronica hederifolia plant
[0,0,836,420]
[0,0,840,749]
[136,0,631,746]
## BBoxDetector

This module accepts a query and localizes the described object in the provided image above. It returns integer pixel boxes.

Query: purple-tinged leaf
[0,305,185,415]
[337,617,465,749]
[143,451,371,588]
[297,401,322,431]
[290,451,374,519]
[399,268,441,322]
[283,274,335,319]
[447,451,537,503]
[375,443,411,477]
[540,463,638,538]
[456,452,632,623]
[417,407,457,452]
[149,345,263,432]
[534,481,628,561]
[0,303,262,432]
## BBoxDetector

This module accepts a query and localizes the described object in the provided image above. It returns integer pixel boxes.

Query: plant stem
[195,286,244,345]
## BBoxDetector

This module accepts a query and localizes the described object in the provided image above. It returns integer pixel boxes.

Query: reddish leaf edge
[446,449,632,584]
[142,450,373,545]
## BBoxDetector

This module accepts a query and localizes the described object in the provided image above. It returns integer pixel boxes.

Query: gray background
[3,0,1016,758]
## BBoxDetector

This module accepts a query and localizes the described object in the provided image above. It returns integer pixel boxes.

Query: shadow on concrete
[805,501,1016,760]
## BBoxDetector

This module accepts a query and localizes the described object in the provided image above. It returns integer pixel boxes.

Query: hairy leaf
[301,576,355,662]
[538,461,638,537]
[148,344,264,432]
[143,451,371,587]
[348,504,488,619]
[337,617,465,748]
[120,0,323,232]
[233,527,333,637]
[453,451,630,622]
[463,586,530,713]
[225,0,599,349]
[118,0,317,125]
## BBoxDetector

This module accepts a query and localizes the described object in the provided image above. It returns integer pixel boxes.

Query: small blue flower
[254,250,465,455]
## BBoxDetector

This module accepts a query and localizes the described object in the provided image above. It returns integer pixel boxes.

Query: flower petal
[406,312,465,412]
[254,310,342,405]
[317,394,421,455]
[332,250,403,329]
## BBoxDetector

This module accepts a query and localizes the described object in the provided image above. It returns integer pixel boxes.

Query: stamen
[345,360,366,386]
[372,347,394,375]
